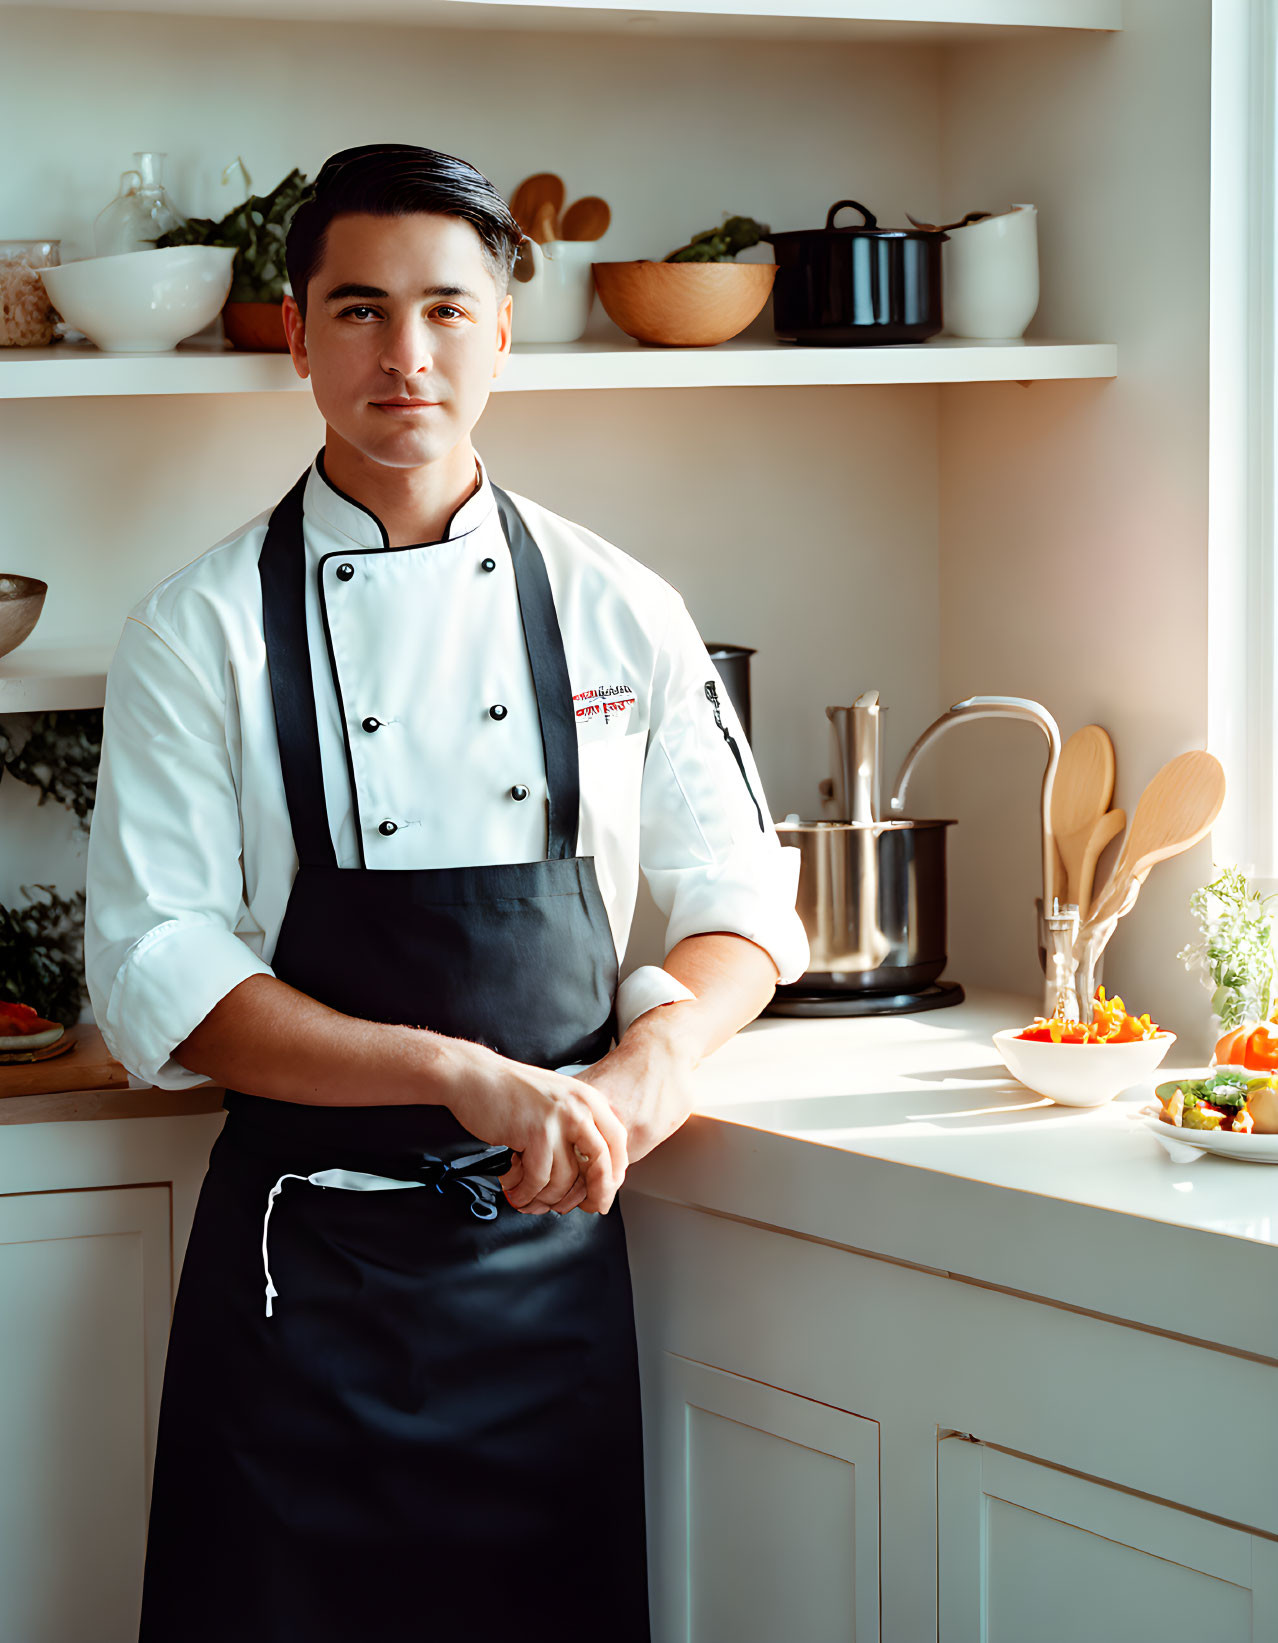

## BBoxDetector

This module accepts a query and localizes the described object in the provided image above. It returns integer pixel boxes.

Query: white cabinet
[649,1352,880,1643]
[938,1438,1278,1643]
[0,1186,172,1643]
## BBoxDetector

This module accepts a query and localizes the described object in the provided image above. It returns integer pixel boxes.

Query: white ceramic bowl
[39,245,236,352]
[992,1027,1176,1107]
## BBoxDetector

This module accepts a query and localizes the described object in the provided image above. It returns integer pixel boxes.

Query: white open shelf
[3,0,1123,40]
[0,644,115,713]
[1,335,1117,399]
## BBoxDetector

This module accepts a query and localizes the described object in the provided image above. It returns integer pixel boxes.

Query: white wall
[0,7,949,969]
[936,0,1214,1050]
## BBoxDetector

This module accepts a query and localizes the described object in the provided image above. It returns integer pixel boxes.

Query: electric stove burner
[763,979,965,1019]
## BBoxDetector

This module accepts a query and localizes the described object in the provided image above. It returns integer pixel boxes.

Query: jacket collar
[303,445,496,553]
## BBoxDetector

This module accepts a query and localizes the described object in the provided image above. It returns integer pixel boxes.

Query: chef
[84,142,809,1643]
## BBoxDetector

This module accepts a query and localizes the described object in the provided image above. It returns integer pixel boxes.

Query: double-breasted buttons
[488,703,508,721]
[510,785,529,802]
[361,716,381,734]
[336,562,355,582]
[480,556,496,573]
[378,819,398,836]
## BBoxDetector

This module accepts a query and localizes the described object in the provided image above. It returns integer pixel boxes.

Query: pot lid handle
[826,199,878,231]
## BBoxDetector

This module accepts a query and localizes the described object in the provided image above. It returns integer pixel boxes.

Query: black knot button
[488,703,508,721]
[336,562,355,582]
[378,819,398,836]
[480,556,496,573]
[361,716,381,734]
[510,784,529,802]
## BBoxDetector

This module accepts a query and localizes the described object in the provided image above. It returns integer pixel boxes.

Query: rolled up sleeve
[639,598,810,985]
[85,614,274,1089]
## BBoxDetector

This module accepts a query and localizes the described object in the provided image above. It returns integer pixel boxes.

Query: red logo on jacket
[573,683,636,725]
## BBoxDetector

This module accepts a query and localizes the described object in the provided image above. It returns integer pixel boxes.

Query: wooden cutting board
[0,1024,130,1099]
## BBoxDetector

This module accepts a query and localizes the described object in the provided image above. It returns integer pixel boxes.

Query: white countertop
[627,987,1278,1360]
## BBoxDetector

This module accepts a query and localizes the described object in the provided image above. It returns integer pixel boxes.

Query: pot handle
[826,199,878,231]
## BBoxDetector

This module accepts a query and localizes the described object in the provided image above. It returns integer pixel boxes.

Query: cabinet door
[0,1186,172,1643]
[652,1352,879,1643]
[938,1437,1278,1643]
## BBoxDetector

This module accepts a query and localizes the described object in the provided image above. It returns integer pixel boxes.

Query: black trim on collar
[313,446,487,548]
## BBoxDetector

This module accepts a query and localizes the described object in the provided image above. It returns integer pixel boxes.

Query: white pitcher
[942,203,1039,341]
[509,238,596,343]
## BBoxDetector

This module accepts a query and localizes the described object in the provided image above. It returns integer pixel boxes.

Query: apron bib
[138,467,651,1643]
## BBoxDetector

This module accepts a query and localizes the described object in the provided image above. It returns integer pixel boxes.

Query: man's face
[282,211,512,469]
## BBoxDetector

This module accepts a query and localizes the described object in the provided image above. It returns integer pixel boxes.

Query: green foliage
[0,709,101,831]
[0,885,87,1027]
[663,215,770,263]
[156,167,313,303]
[1178,865,1278,1030]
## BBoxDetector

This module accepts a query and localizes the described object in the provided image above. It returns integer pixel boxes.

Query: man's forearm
[173,974,457,1107]
[623,931,778,1066]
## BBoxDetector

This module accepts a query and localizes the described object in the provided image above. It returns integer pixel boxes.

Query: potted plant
[1179,864,1278,1066]
[156,160,312,351]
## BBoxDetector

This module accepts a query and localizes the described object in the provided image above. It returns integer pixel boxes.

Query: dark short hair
[285,143,524,318]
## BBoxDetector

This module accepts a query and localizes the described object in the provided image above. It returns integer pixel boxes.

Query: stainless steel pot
[777,818,953,993]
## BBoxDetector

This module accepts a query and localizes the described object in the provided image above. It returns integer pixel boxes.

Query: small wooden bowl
[222,301,290,351]
[592,260,777,347]
[0,574,47,659]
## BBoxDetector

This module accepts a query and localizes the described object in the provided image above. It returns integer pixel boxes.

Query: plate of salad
[1141,1069,1278,1162]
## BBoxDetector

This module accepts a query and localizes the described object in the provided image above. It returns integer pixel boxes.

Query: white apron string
[260,1148,514,1318]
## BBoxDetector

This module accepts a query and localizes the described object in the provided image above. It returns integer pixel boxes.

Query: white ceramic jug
[942,203,1039,341]
[509,238,596,343]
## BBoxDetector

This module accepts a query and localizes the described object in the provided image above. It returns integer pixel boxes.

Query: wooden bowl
[0,574,47,659]
[592,260,776,346]
[222,301,290,351]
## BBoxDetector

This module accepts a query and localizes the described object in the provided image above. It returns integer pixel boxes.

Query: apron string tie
[260,1148,514,1318]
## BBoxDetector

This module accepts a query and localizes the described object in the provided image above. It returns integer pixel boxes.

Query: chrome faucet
[887,695,1062,919]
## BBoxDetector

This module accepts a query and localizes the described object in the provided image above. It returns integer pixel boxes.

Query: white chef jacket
[84,447,809,1090]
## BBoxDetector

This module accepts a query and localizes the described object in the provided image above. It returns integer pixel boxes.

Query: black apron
[138,467,652,1643]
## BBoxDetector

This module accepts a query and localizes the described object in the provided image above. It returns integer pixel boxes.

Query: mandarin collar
[303,446,496,554]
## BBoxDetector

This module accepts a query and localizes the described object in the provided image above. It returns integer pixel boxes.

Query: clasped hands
[499,1008,696,1217]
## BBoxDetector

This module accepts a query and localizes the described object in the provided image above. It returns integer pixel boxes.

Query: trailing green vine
[0,709,102,829]
[0,886,87,1026]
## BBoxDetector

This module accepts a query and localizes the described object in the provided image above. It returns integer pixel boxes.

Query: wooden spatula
[1084,751,1226,931]
[561,195,611,241]
[1051,725,1116,905]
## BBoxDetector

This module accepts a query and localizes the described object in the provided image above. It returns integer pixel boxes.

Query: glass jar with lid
[0,240,61,347]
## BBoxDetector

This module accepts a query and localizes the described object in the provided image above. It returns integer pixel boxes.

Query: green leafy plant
[0,709,101,830]
[1178,865,1278,1030]
[156,164,313,303]
[0,885,87,1027]
[663,215,770,262]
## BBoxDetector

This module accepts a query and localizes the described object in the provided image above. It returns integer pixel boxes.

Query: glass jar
[0,240,61,347]
[93,152,185,257]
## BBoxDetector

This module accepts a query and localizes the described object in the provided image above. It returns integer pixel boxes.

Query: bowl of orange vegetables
[993,989,1174,1107]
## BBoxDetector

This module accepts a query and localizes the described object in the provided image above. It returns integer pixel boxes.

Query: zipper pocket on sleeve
[705,680,765,832]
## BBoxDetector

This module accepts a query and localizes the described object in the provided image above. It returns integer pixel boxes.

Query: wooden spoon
[561,196,612,241]
[1051,725,1116,905]
[512,173,564,237]
[1084,751,1226,931]
[1074,807,1126,920]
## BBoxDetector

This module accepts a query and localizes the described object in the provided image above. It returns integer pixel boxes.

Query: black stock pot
[764,199,946,345]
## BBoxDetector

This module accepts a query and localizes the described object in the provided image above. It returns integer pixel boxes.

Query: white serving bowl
[39,245,236,352]
[993,1027,1176,1107]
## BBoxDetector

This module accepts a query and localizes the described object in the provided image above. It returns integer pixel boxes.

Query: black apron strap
[491,484,581,862]
[258,466,337,870]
